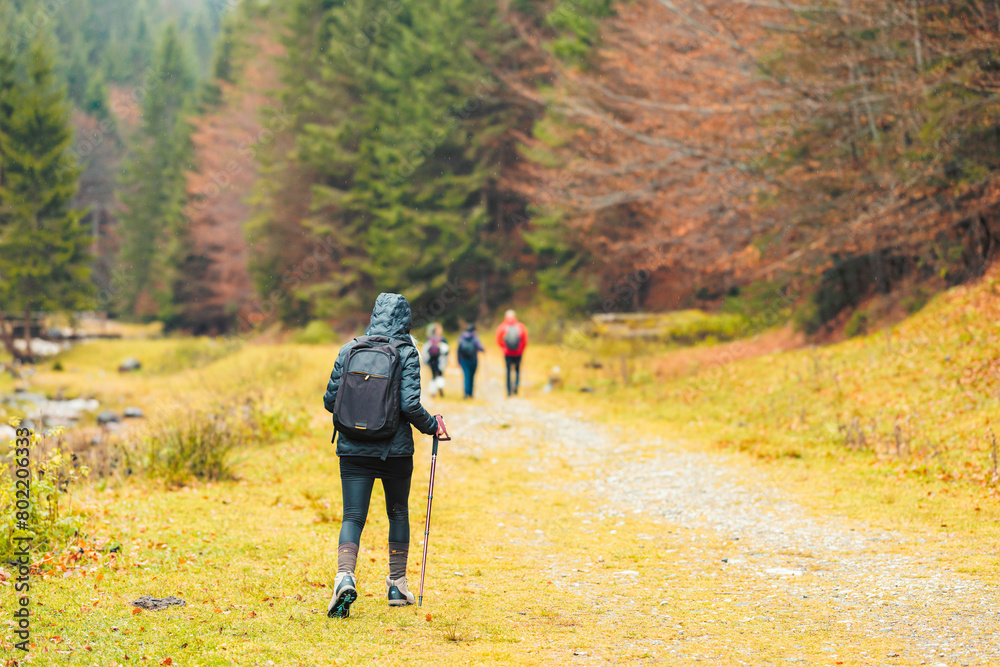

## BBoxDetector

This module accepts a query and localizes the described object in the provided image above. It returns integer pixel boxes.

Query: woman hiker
[456,323,485,398]
[323,293,446,618]
[421,323,449,397]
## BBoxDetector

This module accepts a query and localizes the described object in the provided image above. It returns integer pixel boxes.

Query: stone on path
[97,410,120,425]
[132,595,186,611]
[764,567,804,576]
[118,357,141,373]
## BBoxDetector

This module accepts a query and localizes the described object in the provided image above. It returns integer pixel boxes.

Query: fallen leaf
[425,613,432,622]
[161,658,173,666]
[132,607,142,616]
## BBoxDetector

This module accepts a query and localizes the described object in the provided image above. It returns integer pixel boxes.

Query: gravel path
[438,366,1000,666]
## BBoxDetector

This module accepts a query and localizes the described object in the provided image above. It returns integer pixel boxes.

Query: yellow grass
[0,340,943,665]
[5,268,1000,663]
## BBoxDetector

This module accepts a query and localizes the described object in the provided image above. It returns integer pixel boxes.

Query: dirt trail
[434,361,1000,666]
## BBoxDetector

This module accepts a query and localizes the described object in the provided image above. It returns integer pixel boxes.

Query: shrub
[662,310,747,345]
[124,395,308,486]
[588,310,751,350]
[1,423,88,562]
[131,409,242,486]
[721,281,792,327]
[844,308,870,338]
[792,300,823,335]
[901,287,931,314]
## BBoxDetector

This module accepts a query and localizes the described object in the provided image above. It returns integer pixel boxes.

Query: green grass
[588,309,749,346]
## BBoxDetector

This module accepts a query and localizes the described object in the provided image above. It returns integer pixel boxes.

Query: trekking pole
[418,414,450,607]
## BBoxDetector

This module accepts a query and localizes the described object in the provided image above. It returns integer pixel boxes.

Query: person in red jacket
[495,309,528,397]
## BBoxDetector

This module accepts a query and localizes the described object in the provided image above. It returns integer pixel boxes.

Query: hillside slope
[542,261,1000,518]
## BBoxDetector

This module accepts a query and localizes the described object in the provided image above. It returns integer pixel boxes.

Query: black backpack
[458,335,477,359]
[333,335,408,441]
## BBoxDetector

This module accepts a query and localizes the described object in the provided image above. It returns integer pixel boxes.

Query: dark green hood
[365,293,412,340]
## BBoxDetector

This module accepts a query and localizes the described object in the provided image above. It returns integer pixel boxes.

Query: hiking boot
[386,576,415,606]
[327,572,358,618]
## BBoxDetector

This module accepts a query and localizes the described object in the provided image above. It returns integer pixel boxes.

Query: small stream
[1,389,101,440]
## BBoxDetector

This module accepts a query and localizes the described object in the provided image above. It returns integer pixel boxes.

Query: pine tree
[202,13,238,107]
[251,0,534,325]
[0,37,93,360]
[116,23,195,322]
[244,0,342,325]
[83,69,109,118]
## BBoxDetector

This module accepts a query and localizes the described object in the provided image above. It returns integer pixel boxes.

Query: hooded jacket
[496,313,528,356]
[323,293,437,458]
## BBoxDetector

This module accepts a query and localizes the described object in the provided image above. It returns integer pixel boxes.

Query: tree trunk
[478,265,490,321]
[0,315,29,363]
[912,0,924,73]
[22,306,32,362]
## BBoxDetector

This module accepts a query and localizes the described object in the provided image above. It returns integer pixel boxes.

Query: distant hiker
[322,292,446,618]
[421,323,449,398]
[456,323,485,399]
[495,309,528,397]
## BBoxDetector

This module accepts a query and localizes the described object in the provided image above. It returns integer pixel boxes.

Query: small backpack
[427,335,441,357]
[504,324,521,352]
[333,335,408,441]
[458,335,477,359]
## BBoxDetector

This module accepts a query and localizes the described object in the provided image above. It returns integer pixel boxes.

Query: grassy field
[2,267,1000,664]
[2,338,941,665]
[0,342,854,664]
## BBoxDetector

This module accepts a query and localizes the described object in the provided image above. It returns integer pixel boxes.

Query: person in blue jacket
[456,323,485,399]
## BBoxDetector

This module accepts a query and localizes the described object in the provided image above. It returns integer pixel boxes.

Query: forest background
[3,0,1000,346]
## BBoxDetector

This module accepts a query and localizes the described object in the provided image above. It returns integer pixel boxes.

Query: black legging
[505,354,522,396]
[428,354,442,380]
[339,456,413,545]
